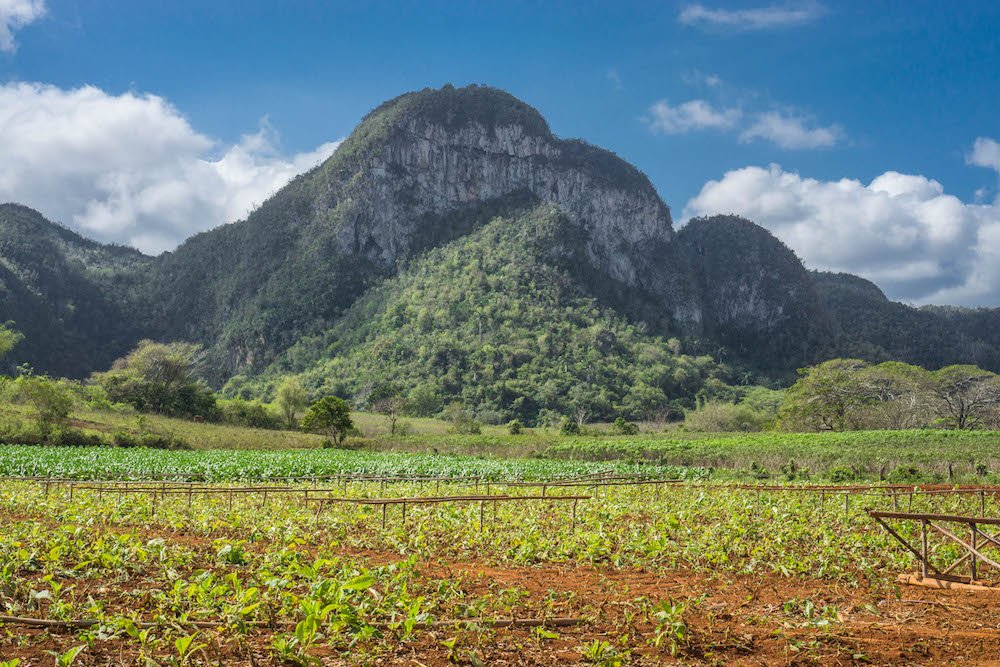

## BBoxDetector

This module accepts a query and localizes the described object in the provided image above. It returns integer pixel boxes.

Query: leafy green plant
[649,599,688,655]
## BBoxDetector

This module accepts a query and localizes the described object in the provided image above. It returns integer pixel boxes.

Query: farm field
[1,459,1000,664]
[7,402,1000,482]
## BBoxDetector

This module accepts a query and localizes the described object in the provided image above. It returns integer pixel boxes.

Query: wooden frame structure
[869,510,1000,586]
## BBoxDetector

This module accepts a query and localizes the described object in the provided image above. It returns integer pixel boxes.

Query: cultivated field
[1,453,1000,665]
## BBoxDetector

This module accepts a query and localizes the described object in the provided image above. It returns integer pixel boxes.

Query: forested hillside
[234,206,731,424]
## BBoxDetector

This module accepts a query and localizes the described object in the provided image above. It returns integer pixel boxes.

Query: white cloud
[968,137,1000,173]
[679,1,825,31]
[646,98,841,149]
[739,110,842,149]
[646,99,741,134]
[682,162,1000,306]
[0,82,340,254]
[0,0,44,52]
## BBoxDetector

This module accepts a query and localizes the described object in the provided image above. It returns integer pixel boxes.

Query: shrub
[8,374,74,435]
[442,402,481,435]
[887,465,936,483]
[611,417,639,435]
[684,401,766,432]
[508,419,524,435]
[559,417,580,436]
[827,466,856,483]
[220,399,282,430]
[92,340,220,420]
[112,429,191,450]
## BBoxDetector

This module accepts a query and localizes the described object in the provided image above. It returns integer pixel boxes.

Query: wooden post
[921,519,928,579]
[480,500,485,533]
[572,499,578,531]
[971,522,978,582]
[981,490,987,517]
[382,503,387,530]
[402,502,407,526]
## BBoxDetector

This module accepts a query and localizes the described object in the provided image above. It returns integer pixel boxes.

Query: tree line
[686,358,1000,432]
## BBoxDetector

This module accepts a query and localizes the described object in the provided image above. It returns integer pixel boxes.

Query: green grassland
[3,401,1000,482]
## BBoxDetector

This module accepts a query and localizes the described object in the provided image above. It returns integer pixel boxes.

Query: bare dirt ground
[2,512,1000,665]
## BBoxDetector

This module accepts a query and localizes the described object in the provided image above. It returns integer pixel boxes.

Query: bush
[220,399,282,430]
[683,401,767,432]
[112,429,191,450]
[559,417,580,436]
[827,466,856,483]
[8,374,74,434]
[442,402,481,435]
[887,465,938,483]
[611,417,639,435]
[508,419,523,435]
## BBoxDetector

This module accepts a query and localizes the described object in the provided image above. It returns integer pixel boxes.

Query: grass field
[7,402,1000,482]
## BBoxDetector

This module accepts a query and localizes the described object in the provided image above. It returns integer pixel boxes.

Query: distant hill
[3,84,1000,418]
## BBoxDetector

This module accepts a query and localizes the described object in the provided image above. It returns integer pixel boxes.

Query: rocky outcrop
[322,86,700,325]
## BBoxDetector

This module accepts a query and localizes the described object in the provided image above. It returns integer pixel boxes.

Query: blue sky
[2,1,1000,305]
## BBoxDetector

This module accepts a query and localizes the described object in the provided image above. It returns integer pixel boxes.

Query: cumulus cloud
[739,111,842,149]
[968,137,1000,173]
[0,82,340,254]
[682,162,1000,306]
[0,0,44,52]
[678,1,825,31]
[646,99,741,134]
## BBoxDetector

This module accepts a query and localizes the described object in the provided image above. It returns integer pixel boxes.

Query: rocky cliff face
[678,215,833,370]
[321,86,700,325]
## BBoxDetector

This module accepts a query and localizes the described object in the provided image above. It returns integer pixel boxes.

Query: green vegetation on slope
[245,206,733,423]
[0,204,151,376]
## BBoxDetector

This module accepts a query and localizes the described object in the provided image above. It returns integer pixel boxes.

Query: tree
[778,359,874,431]
[92,340,218,419]
[0,323,22,362]
[929,365,1000,430]
[275,377,308,429]
[11,374,73,435]
[855,362,930,430]
[372,395,406,435]
[301,396,354,444]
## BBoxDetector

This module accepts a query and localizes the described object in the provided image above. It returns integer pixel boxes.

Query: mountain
[3,83,1000,418]
[0,203,151,376]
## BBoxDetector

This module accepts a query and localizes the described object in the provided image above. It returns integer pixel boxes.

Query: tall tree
[275,376,308,429]
[93,340,217,418]
[929,365,1000,430]
[779,359,874,431]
